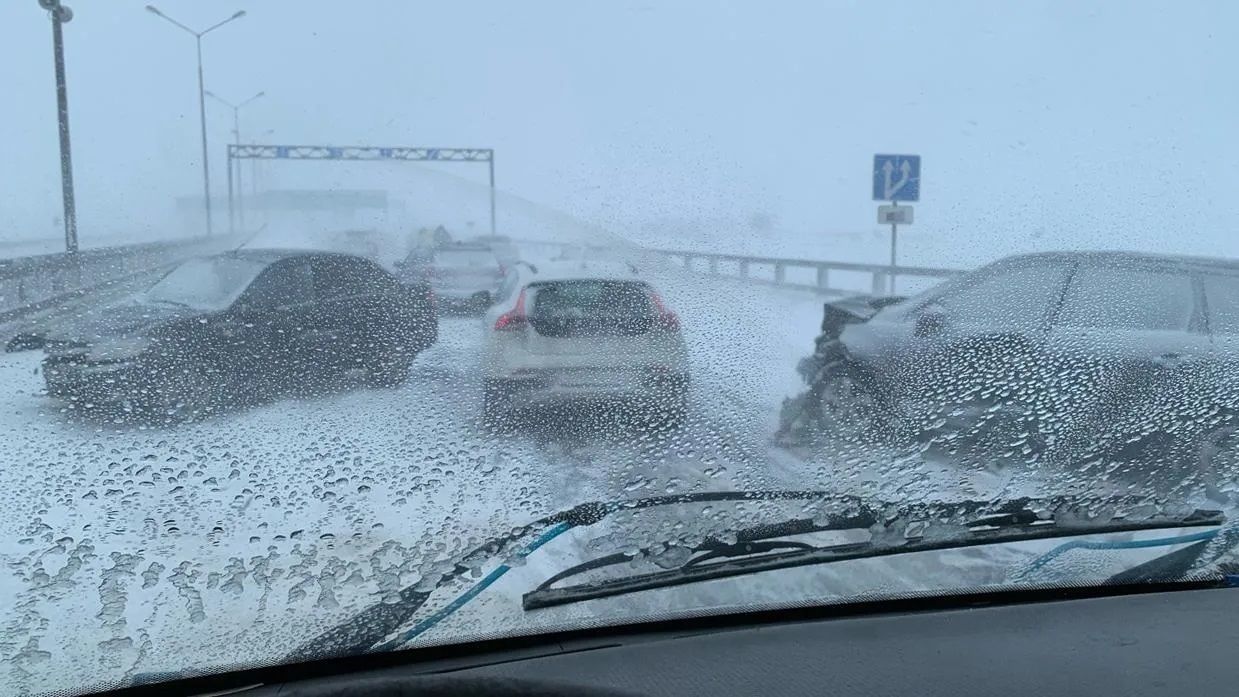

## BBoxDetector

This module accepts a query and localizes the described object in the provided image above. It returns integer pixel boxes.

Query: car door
[885,259,1074,435]
[1044,261,1209,464]
[310,255,384,373]
[230,257,316,391]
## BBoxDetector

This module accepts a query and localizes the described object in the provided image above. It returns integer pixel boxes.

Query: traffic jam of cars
[31,232,692,432]
[20,230,1239,498]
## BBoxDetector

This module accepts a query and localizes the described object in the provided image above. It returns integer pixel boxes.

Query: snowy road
[0,260,839,692]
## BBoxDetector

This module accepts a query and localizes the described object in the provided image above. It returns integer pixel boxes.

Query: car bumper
[490,368,688,408]
[43,359,150,404]
[436,292,491,314]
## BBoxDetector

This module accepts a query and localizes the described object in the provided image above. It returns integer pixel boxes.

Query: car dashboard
[108,585,1236,697]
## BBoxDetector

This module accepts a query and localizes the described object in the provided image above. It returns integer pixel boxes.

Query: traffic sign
[877,205,913,225]
[872,154,921,202]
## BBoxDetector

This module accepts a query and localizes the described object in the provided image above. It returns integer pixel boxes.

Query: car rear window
[1056,266,1195,331]
[437,249,497,268]
[1203,274,1239,334]
[529,280,656,338]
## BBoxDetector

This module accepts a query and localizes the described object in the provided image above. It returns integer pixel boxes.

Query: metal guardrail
[0,235,248,324]
[514,239,963,296]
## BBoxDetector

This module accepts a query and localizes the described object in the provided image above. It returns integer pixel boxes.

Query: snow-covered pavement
[0,261,835,693]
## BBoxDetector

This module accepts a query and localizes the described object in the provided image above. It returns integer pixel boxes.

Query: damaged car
[779,251,1239,498]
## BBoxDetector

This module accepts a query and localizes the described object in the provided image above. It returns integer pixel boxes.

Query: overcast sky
[2,1,1236,266]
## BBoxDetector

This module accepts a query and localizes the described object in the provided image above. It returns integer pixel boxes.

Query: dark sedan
[42,249,437,420]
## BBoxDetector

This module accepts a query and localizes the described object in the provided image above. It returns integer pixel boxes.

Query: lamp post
[38,0,77,253]
[205,90,263,233]
[145,5,246,237]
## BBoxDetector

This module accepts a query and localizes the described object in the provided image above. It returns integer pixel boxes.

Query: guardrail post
[774,263,786,285]
[816,265,829,289]
[739,260,749,278]
[708,257,718,275]
[871,271,887,295]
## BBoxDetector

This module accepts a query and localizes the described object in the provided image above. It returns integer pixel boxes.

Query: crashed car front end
[42,337,160,407]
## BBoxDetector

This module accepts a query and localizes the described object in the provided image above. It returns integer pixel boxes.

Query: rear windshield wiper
[522,504,1225,611]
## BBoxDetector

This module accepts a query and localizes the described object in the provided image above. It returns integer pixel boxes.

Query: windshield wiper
[522,505,1225,611]
[291,490,1218,660]
[141,297,195,310]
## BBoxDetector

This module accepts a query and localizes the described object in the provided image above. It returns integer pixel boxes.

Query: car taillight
[649,292,680,331]
[494,289,528,331]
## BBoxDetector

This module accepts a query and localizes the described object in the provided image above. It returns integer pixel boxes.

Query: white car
[480,261,690,427]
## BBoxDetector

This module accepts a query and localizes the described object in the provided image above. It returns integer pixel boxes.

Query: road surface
[0,257,850,692]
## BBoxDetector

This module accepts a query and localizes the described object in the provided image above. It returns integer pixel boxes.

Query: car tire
[365,350,414,389]
[652,386,689,431]
[811,358,890,444]
[482,380,514,432]
[145,363,219,423]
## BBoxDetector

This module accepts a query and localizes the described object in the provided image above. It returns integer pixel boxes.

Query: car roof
[998,250,1239,275]
[436,243,496,253]
[520,260,643,283]
[219,247,367,264]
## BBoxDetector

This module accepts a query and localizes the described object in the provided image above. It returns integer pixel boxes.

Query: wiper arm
[291,489,1207,659]
[291,489,857,659]
[142,297,195,309]
[522,508,1224,611]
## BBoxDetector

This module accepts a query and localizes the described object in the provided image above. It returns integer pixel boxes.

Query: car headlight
[85,337,151,362]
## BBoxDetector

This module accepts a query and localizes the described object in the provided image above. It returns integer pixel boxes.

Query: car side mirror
[914,306,946,337]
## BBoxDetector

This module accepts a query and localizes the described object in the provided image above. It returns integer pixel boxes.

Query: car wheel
[365,350,413,388]
[813,360,886,443]
[147,364,219,422]
[482,380,514,431]
[649,385,688,431]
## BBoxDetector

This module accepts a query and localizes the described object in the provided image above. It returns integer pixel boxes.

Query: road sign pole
[889,201,898,294]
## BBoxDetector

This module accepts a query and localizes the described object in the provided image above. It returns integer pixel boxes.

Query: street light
[205,90,264,233]
[145,5,246,237]
[37,0,78,254]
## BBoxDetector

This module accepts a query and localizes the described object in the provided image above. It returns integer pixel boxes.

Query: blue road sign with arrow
[872,154,921,202]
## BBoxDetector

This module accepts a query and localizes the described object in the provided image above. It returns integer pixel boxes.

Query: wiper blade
[142,297,195,309]
[522,508,1224,611]
[291,489,1209,659]
[291,489,854,659]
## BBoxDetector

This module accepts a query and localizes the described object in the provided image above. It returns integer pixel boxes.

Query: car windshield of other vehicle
[437,249,498,268]
[140,256,267,311]
[5,2,1239,696]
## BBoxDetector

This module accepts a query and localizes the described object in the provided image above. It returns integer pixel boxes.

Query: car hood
[44,301,200,342]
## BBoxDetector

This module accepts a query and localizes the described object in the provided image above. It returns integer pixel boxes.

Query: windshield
[141,256,266,311]
[6,2,1239,695]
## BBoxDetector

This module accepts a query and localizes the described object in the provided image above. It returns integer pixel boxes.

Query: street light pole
[145,5,246,237]
[205,90,263,234]
[194,35,210,236]
[39,0,78,254]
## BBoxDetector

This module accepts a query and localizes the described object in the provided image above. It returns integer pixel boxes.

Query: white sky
[2,0,1236,266]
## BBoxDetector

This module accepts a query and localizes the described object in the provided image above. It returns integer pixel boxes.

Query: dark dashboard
[106,585,1237,697]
